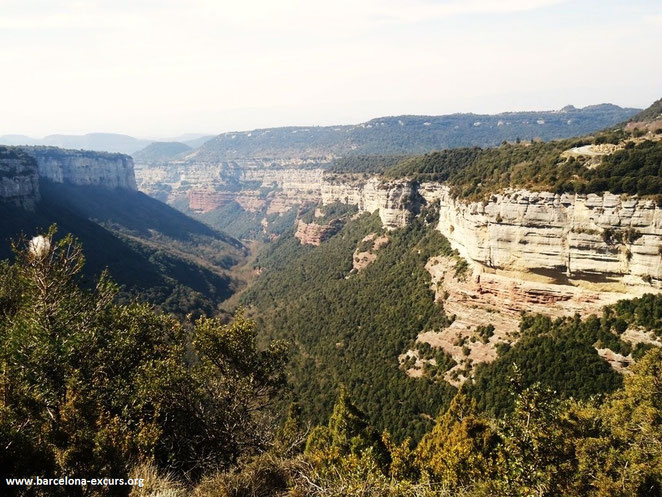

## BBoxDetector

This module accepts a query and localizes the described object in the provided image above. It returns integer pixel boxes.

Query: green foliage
[585,348,662,495]
[329,155,409,174]
[243,210,456,441]
[0,181,246,316]
[628,98,662,123]
[305,386,388,469]
[476,324,495,344]
[585,140,662,196]
[0,231,287,494]
[131,141,191,163]
[184,199,299,241]
[298,202,358,224]
[385,138,662,199]
[416,395,499,487]
[468,312,625,417]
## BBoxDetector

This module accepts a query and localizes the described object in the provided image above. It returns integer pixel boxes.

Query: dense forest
[243,208,457,441]
[1,231,660,496]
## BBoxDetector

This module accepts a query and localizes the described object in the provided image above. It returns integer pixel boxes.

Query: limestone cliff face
[188,190,236,213]
[0,147,40,210]
[135,158,662,288]
[24,147,137,190]
[321,177,418,229]
[135,160,323,211]
[435,187,662,286]
[321,177,662,286]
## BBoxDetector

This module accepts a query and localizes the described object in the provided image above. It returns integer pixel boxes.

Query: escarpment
[294,219,343,246]
[1,145,139,211]
[135,155,662,291]
[435,188,662,287]
[24,147,137,190]
[0,147,40,210]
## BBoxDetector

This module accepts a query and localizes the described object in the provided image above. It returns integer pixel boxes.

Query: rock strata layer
[24,147,137,190]
[136,162,662,289]
[295,219,343,246]
[0,147,40,210]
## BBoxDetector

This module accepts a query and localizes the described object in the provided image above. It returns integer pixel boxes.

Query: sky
[1,0,660,138]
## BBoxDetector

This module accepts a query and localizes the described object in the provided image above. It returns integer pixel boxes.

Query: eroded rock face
[0,147,40,210]
[136,158,662,290]
[135,161,324,212]
[294,219,343,246]
[351,233,390,273]
[24,147,136,190]
[322,177,419,229]
[434,186,662,287]
[188,189,236,213]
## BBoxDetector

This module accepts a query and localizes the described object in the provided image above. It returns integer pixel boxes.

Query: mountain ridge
[184,103,639,162]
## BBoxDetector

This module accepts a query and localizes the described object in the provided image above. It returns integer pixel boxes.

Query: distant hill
[132,141,192,163]
[181,135,215,148]
[186,104,640,161]
[383,97,662,199]
[0,133,152,154]
[627,98,662,123]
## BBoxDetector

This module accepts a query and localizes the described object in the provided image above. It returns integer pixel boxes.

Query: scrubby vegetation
[2,229,661,496]
[140,351,662,497]
[328,155,408,174]
[178,198,299,242]
[384,137,662,199]
[0,229,287,495]
[298,202,358,224]
[0,181,248,317]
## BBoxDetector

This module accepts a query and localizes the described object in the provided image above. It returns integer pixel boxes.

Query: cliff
[435,187,662,287]
[23,147,137,190]
[321,177,419,229]
[294,219,343,246]
[0,147,40,210]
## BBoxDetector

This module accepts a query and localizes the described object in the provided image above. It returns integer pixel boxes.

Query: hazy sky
[1,0,660,137]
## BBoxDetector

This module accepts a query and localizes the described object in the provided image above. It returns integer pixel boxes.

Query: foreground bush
[0,228,287,496]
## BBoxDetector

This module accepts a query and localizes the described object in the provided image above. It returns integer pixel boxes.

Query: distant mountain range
[0,133,214,155]
[183,103,640,162]
[1,104,640,161]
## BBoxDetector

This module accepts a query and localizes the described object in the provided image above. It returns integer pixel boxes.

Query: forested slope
[0,181,247,316]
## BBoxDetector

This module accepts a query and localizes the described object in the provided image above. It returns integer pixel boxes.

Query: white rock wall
[435,186,662,285]
[34,154,137,190]
[0,151,40,210]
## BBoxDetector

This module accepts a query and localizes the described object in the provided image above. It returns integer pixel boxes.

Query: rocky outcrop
[322,177,419,229]
[0,147,40,210]
[134,160,323,212]
[434,187,662,287]
[24,147,136,190]
[135,156,662,289]
[294,219,343,246]
[352,233,390,273]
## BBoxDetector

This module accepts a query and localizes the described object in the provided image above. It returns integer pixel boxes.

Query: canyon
[136,158,662,382]
[136,163,662,291]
